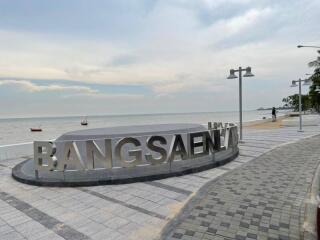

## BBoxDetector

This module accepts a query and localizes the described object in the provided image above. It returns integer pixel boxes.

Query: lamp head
[290,80,297,87]
[297,45,303,48]
[227,69,237,79]
[243,67,254,77]
[303,79,312,86]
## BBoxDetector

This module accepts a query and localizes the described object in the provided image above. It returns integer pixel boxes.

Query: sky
[0,0,319,118]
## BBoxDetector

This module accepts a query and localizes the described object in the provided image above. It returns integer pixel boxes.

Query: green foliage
[308,68,320,112]
[308,52,320,112]
[308,50,320,68]
[283,51,320,112]
[282,94,311,111]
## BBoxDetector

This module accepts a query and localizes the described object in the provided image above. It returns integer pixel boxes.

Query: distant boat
[81,117,88,126]
[30,128,42,132]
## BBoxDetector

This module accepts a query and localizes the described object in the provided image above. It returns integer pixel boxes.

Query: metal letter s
[145,136,167,165]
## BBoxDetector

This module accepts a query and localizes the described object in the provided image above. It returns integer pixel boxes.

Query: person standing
[272,107,276,122]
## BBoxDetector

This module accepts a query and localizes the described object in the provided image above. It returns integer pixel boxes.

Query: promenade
[0,125,319,240]
[162,134,320,240]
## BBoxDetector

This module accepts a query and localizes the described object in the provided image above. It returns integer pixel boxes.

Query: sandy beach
[245,115,289,129]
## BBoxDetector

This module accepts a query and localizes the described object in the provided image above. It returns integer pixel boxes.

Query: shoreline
[0,115,290,148]
[243,114,289,129]
[0,109,276,121]
[0,110,291,147]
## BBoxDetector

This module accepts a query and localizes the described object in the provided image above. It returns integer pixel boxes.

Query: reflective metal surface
[115,137,143,168]
[14,123,239,186]
[145,136,167,165]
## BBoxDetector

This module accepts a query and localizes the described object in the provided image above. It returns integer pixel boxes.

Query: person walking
[272,107,276,122]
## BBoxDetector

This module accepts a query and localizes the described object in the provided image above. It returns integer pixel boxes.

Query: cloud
[63,92,144,100]
[0,79,98,94]
[0,79,145,100]
[109,54,139,66]
[0,0,319,102]
[224,8,273,34]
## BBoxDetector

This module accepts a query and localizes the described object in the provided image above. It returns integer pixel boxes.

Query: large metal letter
[189,132,209,158]
[213,122,223,129]
[86,139,112,169]
[228,127,238,148]
[57,142,85,171]
[222,126,238,150]
[168,135,188,161]
[115,137,142,168]
[34,141,54,171]
[204,131,215,154]
[223,127,229,149]
[145,136,167,165]
[213,129,223,150]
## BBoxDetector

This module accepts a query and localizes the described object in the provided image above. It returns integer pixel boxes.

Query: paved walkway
[162,135,320,240]
[0,126,319,240]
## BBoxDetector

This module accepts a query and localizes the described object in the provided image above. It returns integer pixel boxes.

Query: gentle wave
[0,110,288,146]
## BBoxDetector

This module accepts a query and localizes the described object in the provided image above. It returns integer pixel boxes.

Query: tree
[308,50,320,68]
[282,50,320,113]
[308,51,320,112]
[282,94,311,112]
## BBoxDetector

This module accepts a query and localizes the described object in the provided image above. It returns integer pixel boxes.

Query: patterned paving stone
[162,134,320,240]
[0,126,320,239]
[0,192,90,240]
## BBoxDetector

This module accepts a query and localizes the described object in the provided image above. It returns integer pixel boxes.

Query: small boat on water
[30,128,42,132]
[81,117,88,126]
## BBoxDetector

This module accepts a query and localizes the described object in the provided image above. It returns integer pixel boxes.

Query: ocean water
[0,110,288,146]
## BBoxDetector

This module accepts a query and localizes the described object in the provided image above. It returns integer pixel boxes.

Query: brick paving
[0,126,319,239]
[162,135,320,240]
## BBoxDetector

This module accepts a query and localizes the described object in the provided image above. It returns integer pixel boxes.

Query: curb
[302,154,320,239]
[160,133,320,240]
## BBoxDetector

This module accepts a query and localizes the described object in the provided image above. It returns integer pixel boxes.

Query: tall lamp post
[227,67,254,142]
[290,78,312,132]
[297,45,320,49]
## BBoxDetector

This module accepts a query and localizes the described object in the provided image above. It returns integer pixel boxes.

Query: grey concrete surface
[161,134,320,240]
[0,126,319,239]
[56,123,206,141]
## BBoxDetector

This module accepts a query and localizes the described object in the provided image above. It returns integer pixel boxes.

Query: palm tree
[308,51,320,112]
[308,50,320,68]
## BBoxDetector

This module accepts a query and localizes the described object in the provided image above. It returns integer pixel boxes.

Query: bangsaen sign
[13,123,239,186]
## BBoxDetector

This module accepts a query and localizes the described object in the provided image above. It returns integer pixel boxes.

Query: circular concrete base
[12,152,238,187]
[56,123,206,141]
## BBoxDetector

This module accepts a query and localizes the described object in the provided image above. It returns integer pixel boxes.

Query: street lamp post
[227,67,254,142]
[290,78,312,132]
[297,45,320,49]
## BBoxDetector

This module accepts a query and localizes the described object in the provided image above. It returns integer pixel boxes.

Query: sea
[0,110,289,146]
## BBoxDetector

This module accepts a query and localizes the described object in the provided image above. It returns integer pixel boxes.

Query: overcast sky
[0,0,319,118]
